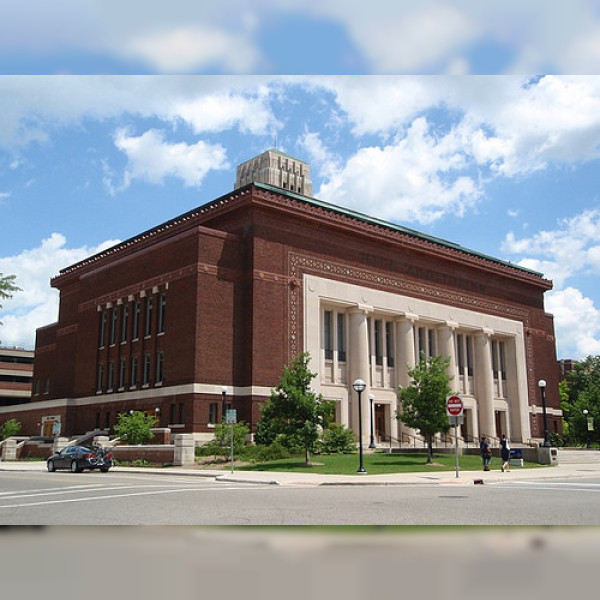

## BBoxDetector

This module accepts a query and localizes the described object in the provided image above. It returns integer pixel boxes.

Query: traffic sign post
[446,395,464,478]
[226,410,237,472]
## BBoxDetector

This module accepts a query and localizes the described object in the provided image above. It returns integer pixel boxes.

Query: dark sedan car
[47,445,113,473]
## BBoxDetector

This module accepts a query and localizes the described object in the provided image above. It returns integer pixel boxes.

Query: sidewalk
[2,457,600,486]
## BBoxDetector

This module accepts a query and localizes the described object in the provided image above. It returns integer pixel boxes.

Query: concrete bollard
[173,433,195,466]
[536,446,559,465]
[53,437,70,453]
[1,438,18,461]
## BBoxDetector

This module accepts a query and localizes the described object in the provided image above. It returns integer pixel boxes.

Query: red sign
[446,395,464,417]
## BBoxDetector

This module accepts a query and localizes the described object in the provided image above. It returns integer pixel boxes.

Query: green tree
[0,418,21,440]
[395,352,453,463]
[258,352,336,465]
[563,356,600,446]
[198,421,250,459]
[113,410,157,445]
[0,273,20,329]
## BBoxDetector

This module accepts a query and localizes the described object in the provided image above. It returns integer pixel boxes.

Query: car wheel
[71,460,81,473]
[47,460,55,472]
[100,467,110,473]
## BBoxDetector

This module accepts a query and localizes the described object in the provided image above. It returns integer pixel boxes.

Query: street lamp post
[368,394,376,449]
[583,409,591,448]
[221,386,228,423]
[353,379,367,473]
[538,379,550,447]
[154,407,160,427]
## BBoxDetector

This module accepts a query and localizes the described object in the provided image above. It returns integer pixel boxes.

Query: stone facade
[234,149,312,197]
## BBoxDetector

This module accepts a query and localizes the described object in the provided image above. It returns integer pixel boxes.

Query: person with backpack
[480,435,492,471]
[500,434,511,472]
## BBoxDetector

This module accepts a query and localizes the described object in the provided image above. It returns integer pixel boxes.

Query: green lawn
[238,451,541,475]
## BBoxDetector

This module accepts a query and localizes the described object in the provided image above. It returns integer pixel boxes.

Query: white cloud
[3,1,600,74]
[121,27,262,73]
[546,288,600,359]
[297,131,340,179]
[173,90,277,135]
[113,128,229,189]
[0,234,119,349]
[317,76,600,177]
[0,76,277,148]
[502,209,600,286]
[317,116,481,224]
[501,209,600,358]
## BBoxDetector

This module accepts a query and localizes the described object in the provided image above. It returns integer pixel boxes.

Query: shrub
[196,422,250,459]
[0,418,21,440]
[318,423,356,454]
[113,411,156,445]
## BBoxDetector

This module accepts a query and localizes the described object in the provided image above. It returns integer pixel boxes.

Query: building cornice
[50,181,551,291]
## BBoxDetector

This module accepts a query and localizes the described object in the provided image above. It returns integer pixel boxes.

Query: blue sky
[0,3,600,360]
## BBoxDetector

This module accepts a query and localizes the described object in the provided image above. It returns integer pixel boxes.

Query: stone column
[438,322,458,388]
[395,316,419,445]
[348,305,371,444]
[173,433,195,466]
[474,330,495,439]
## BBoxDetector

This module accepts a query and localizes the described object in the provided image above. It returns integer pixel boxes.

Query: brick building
[0,347,33,407]
[1,149,561,445]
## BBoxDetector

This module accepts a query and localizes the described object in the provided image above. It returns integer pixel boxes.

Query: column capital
[397,313,419,323]
[348,304,373,315]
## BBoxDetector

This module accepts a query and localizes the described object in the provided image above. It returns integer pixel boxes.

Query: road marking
[0,485,274,509]
[498,481,600,491]
[0,483,208,500]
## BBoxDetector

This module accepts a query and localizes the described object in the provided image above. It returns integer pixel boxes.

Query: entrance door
[375,404,386,442]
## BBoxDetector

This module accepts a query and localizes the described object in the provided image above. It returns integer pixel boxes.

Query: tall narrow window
[417,327,426,357]
[143,354,151,385]
[491,341,499,373]
[337,313,346,362]
[386,322,394,367]
[107,361,115,391]
[208,403,218,424]
[374,320,383,365]
[99,311,107,348]
[157,293,166,334]
[466,336,473,375]
[109,308,117,346]
[118,358,126,389]
[97,364,104,393]
[156,351,164,384]
[130,357,138,388]
[145,296,153,337]
[132,301,141,340]
[324,310,333,360]
[457,334,465,371]
[121,304,129,343]
[428,329,435,357]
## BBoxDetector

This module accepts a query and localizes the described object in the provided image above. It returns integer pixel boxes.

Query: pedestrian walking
[480,435,492,471]
[500,434,510,472]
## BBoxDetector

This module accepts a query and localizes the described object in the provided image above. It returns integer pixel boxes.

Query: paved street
[1,450,600,525]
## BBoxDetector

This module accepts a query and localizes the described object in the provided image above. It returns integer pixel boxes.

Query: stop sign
[446,395,464,417]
